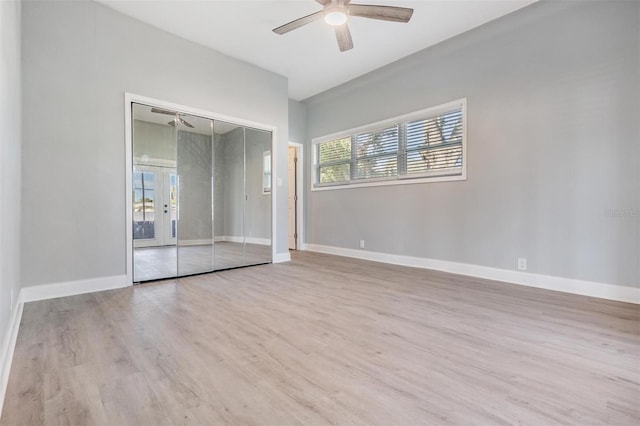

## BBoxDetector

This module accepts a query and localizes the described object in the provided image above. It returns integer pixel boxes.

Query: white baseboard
[304,244,639,304]
[246,237,271,246]
[143,238,272,247]
[273,251,291,263]
[180,239,213,246]
[20,275,130,303]
[0,300,23,416]
[215,236,271,246]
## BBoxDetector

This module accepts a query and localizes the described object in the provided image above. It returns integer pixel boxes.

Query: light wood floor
[2,252,638,425]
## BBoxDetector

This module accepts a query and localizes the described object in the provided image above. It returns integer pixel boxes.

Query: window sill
[311,172,466,192]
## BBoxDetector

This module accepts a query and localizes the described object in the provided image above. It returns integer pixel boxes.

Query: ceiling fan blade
[151,107,177,116]
[273,11,324,35]
[179,117,195,128]
[335,24,353,52]
[348,4,414,22]
[167,119,178,127]
[315,0,332,5]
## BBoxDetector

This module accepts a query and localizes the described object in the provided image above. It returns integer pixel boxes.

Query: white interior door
[133,165,176,248]
[288,146,297,250]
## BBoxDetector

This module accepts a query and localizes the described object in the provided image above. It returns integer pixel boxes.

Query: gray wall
[288,99,307,145]
[21,0,289,287]
[304,0,639,288]
[0,0,22,354]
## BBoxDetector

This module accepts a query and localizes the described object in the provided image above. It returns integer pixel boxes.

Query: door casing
[288,142,304,251]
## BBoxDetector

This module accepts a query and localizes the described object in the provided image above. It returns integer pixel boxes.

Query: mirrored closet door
[131,102,272,283]
[176,112,215,276]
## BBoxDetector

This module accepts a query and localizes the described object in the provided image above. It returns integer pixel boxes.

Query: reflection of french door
[133,165,177,248]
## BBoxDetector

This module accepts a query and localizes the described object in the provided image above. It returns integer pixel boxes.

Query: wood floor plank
[43,365,108,426]
[1,251,638,425]
[99,372,172,426]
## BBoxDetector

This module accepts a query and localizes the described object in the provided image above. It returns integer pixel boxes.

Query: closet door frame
[124,93,277,286]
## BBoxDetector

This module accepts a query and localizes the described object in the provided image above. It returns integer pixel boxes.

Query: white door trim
[288,142,304,251]
[125,92,278,285]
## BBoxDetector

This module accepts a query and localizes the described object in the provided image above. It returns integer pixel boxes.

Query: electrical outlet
[359,240,365,249]
[518,258,527,271]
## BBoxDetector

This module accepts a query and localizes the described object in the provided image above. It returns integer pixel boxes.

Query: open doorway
[288,143,303,250]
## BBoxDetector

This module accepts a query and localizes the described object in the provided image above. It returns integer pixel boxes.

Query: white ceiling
[97,0,538,101]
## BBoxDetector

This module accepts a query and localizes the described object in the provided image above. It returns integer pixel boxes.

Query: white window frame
[311,98,467,191]
[262,150,272,195]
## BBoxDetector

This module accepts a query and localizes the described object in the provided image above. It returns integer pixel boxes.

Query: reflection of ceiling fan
[151,107,195,128]
[273,0,413,52]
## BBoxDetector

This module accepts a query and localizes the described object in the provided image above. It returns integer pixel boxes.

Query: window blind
[354,125,399,180]
[314,101,465,188]
[403,108,463,177]
[317,137,351,184]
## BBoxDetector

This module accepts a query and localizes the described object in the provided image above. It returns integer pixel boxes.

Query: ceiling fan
[151,107,195,128]
[273,0,413,52]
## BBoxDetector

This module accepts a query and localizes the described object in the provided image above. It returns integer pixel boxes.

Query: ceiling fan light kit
[273,0,413,52]
[324,8,348,26]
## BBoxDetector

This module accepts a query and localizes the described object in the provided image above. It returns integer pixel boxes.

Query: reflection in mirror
[244,127,272,266]
[213,123,247,270]
[177,113,214,276]
[132,102,272,282]
[132,103,178,282]
[213,124,272,270]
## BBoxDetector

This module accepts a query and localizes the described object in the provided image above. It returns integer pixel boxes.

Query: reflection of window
[263,151,272,194]
[133,171,155,239]
[169,173,177,238]
[312,99,466,190]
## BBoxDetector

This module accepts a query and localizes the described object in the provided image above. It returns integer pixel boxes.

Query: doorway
[288,142,303,251]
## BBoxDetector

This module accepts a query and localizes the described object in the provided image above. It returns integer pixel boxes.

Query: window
[263,151,272,194]
[354,125,399,180]
[317,137,350,184]
[312,99,466,190]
